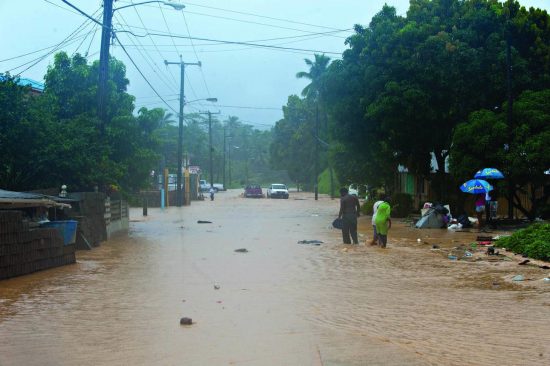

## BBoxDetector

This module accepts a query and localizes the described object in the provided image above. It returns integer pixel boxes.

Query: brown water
[1,190,549,365]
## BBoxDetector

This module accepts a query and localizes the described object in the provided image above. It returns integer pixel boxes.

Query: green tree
[450,89,550,219]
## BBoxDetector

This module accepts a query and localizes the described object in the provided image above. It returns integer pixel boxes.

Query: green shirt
[374,202,391,235]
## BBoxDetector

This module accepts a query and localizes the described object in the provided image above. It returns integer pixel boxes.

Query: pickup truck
[199,180,224,192]
[266,183,289,199]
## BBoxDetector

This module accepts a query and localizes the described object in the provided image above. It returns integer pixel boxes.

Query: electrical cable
[117,30,341,55]
[115,0,347,32]
[43,0,83,16]
[8,12,100,75]
[71,21,98,57]
[85,23,99,57]
[180,10,212,97]
[178,10,348,39]
[114,33,178,114]
[114,12,179,93]
[130,3,179,90]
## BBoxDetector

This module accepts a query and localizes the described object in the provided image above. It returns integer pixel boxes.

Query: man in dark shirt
[338,187,361,244]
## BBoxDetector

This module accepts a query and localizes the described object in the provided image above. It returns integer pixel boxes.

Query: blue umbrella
[460,179,493,194]
[474,168,504,179]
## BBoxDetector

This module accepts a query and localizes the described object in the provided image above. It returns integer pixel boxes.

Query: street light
[97,0,185,135]
[114,1,185,12]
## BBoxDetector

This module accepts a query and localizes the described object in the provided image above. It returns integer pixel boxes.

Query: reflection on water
[1,191,549,365]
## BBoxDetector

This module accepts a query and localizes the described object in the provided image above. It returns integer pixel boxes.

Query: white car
[266,184,289,199]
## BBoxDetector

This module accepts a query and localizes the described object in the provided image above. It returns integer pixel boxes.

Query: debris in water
[518,259,530,265]
[512,275,524,282]
[180,317,193,325]
[234,248,248,253]
[539,265,550,270]
[214,284,220,290]
[297,240,323,245]
[432,244,440,249]
[198,220,212,224]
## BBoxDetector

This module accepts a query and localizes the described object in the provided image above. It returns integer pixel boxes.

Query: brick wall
[0,211,75,280]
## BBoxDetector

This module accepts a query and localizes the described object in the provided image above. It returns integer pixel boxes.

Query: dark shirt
[339,194,360,218]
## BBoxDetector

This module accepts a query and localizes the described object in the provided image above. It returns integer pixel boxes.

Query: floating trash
[234,248,248,253]
[448,255,458,260]
[512,275,524,282]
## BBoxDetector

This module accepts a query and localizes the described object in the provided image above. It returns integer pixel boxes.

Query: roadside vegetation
[269,0,550,218]
[495,224,550,261]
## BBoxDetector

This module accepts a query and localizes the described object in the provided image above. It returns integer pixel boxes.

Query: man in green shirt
[374,201,391,248]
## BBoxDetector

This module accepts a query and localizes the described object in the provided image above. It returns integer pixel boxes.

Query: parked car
[266,183,289,199]
[244,184,263,198]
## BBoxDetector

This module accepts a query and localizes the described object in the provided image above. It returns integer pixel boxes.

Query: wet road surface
[1,189,549,365]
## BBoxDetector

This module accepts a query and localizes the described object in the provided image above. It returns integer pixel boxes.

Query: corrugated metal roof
[0,189,47,200]
[0,189,74,208]
[0,75,44,92]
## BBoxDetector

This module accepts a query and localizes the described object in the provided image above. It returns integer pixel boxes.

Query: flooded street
[1,190,549,365]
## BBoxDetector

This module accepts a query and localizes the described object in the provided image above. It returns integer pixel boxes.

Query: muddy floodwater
[1,190,549,365]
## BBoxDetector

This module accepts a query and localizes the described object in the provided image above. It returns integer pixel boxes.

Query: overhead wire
[8,9,101,75]
[71,21,99,57]
[155,2,204,108]
[115,0,350,34]
[84,23,99,57]
[116,30,341,55]
[129,2,179,90]
[178,10,348,39]
[114,33,178,114]
[114,12,179,93]
[180,10,212,97]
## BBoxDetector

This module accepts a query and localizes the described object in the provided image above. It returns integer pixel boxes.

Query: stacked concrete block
[0,211,75,280]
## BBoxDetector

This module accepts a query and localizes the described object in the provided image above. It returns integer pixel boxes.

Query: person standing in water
[338,187,361,244]
[209,186,215,201]
[374,199,391,248]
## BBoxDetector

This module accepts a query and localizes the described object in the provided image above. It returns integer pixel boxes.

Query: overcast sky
[1,0,548,129]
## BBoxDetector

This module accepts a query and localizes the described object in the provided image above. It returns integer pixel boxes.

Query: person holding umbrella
[474,168,505,225]
[460,179,493,230]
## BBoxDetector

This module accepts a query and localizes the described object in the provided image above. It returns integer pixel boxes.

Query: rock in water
[180,317,193,325]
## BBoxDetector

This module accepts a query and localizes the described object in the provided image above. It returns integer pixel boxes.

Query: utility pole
[314,102,319,201]
[200,110,221,189]
[223,126,227,190]
[165,57,201,206]
[98,0,114,136]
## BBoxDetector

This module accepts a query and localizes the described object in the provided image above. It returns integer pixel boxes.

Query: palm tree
[160,111,175,127]
[295,53,331,99]
[296,53,332,200]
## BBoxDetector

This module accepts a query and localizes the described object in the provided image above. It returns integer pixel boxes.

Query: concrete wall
[0,211,75,280]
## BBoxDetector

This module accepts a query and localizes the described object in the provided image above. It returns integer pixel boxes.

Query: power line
[85,24,99,57]
[118,30,342,55]
[115,0,346,32]
[180,10,212,97]
[8,13,99,75]
[114,27,351,49]
[130,3,179,90]
[180,10,348,39]
[114,33,178,114]
[114,12,178,93]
